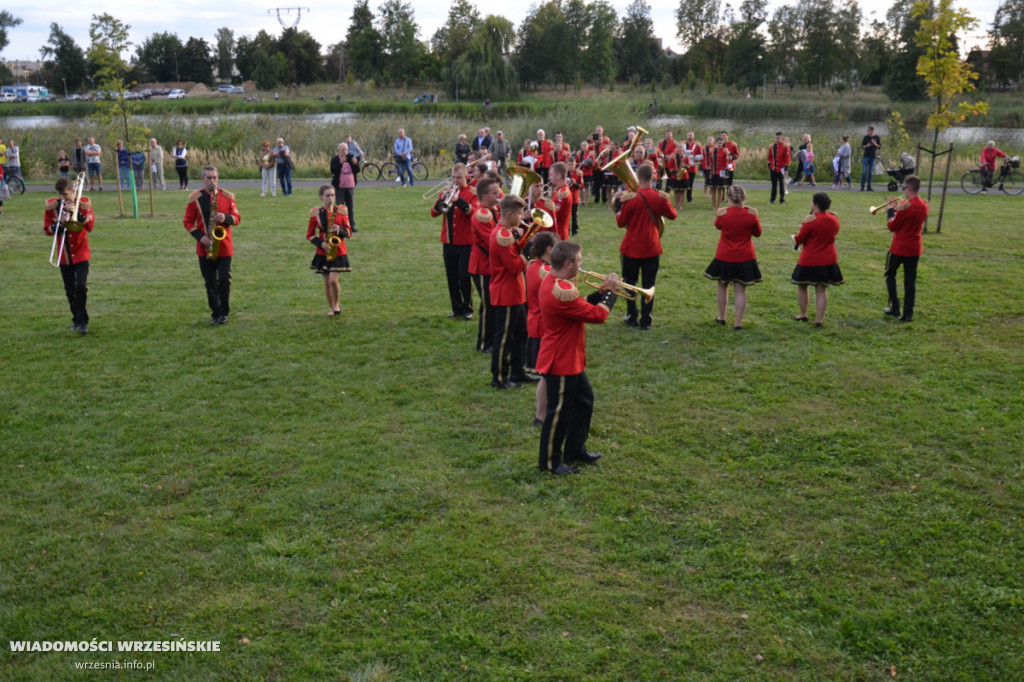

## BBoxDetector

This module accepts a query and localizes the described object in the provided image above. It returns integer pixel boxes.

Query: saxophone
[326,203,343,262]
[206,191,227,261]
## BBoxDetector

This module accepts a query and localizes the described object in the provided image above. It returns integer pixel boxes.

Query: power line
[267,7,311,30]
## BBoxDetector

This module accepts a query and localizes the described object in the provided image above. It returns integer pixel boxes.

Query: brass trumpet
[578,269,655,303]
[870,194,906,215]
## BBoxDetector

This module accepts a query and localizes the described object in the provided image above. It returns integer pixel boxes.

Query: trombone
[870,194,906,215]
[578,269,655,303]
[49,172,87,267]
[421,176,452,201]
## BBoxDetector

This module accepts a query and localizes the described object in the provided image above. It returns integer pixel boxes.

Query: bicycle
[380,155,429,184]
[360,157,383,182]
[2,173,26,196]
[961,156,1023,196]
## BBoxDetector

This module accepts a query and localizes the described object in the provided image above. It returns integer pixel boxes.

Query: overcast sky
[2,0,994,67]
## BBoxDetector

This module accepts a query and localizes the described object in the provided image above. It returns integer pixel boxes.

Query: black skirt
[790,263,844,286]
[704,258,762,286]
[310,253,351,274]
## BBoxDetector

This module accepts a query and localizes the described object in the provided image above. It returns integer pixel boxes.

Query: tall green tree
[136,32,184,82]
[766,5,800,86]
[583,1,618,89]
[278,27,324,84]
[884,0,929,100]
[515,1,566,89]
[87,13,131,82]
[448,15,517,99]
[723,0,767,91]
[431,0,481,65]
[793,0,847,91]
[616,0,664,83]
[235,31,277,83]
[377,0,424,86]
[215,28,234,82]
[0,10,22,53]
[40,23,88,93]
[179,37,213,85]
[988,0,1024,88]
[345,0,384,81]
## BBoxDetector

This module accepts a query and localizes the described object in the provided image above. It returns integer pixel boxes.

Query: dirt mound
[188,83,212,97]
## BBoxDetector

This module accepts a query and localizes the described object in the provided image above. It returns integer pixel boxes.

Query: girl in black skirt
[791,192,844,327]
[704,185,763,329]
[306,185,352,316]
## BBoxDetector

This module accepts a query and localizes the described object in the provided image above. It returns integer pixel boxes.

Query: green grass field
[1,181,1022,681]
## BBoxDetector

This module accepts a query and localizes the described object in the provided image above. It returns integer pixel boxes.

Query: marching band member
[553,132,572,164]
[526,181,557,237]
[549,162,573,241]
[535,129,554,184]
[790,192,844,327]
[709,137,730,210]
[44,177,95,334]
[489,194,536,389]
[526,231,559,426]
[183,165,241,325]
[567,157,584,236]
[469,176,502,353]
[613,163,677,330]
[536,240,620,475]
[307,185,352,316]
[703,185,762,330]
[768,131,791,204]
[702,135,716,199]
[680,131,702,204]
[577,140,595,206]
[430,164,476,320]
[722,131,739,188]
[883,175,928,322]
[590,127,611,204]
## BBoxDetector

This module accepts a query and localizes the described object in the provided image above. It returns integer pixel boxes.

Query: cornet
[578,269,655,303]
[870,195,906,215]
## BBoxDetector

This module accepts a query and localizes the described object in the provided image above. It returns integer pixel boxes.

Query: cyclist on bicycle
[980,141,1007,192]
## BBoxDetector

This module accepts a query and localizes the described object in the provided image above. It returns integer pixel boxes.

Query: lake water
[1,112,361,129]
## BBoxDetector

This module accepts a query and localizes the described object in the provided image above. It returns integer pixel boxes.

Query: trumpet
[517,208,554,251]
[578,269,655,303]
[870,194,906,215]
[49,172,87,268]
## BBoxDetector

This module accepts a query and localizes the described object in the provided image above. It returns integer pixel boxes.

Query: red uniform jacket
[725,141,739,170]
[569,169,584,204]
[536,277,611,376]
[615,188,677,259]
[710,146,731,178]
[768,142,792,172]
[526,259,552,339]
[469,205,499,276]
[488,225,527,306]
[713,206,762,262]
[183,189,241,257]
[888,196,928,257]
[44,196,95,265]
[551,184,573,240]
[429,184,475,245]
[553,142,572,164]
[682,141,703,175]
[794,211,839,266]
[536,139,554,170]
[658,139,677,166]
[578,151,596,178]
[306,205,351,256]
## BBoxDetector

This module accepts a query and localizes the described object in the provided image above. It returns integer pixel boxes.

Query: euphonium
[600,125,648,191]
[517,207,554,251]
[578,269,655,303]
[508,165,542,198]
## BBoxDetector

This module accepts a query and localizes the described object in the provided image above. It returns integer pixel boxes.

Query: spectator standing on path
[274,137,293,196]
[393,129,415,187]
[860,126,881,191]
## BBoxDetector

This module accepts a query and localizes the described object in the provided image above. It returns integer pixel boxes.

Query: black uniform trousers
[591,170,604,204]
[491,303,526,383]
[884,252,919,321]
[443,243,473,317]
[770,169,787,203]
[472,273,493,352]
[538,372,594,471]
[198,255,232,320]
[337,187,356,230]
[621,254,659,326]
[59,260,90,326]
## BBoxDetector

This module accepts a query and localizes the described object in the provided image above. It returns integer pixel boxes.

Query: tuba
[508,165,542,198]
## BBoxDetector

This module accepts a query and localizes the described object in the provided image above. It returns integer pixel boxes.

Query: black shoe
[491,379,522,390]
[532,417,544,427]
[446,312,459,318]
[480,345,492,354]
[715,317,727,325]
[624,316,639,328]
[209,317,220,325]
[568,451,602,465]
[733,325,743,331]
[463,312,473,320]
[779,199,785,204]
[550,463,579,475]
[70,323,80,332]
[218,316,228,325]
[899,316,912,323]
[78,324,89,335]
[883,307,900,318]
[510,374,540,384]
[639,323,651,331]
[867,187,874,191]
[814,322,823,328]
[793,315,808,322]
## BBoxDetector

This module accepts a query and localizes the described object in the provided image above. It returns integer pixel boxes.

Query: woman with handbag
[173,140,189,190]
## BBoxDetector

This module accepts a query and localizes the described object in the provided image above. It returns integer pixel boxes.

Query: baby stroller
[884,152,916,191]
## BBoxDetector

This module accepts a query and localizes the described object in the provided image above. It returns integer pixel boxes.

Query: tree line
[2,0,1021,100]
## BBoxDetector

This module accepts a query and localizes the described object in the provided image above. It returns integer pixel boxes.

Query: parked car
[227,86,245,94]
[0,92,16,103]
[217,84,233,92]
[168,89,186,99]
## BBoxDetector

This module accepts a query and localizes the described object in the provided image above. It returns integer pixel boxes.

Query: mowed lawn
[1,181,1021,681]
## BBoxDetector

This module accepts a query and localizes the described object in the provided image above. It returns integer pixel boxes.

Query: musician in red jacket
[704,185,762,330]
[430,163,476,320]
[535,129,554,184]
[525,231,559,427]
[680,131,703,204]
[488,194,536,389]
[613,163,678,330]
[883,175,928,322]
[183,165,241,325]
[44,177,95,334]
[469,177,501,353]
[790,192,844,327]
[536,240,620,475]
[549,162,573,241]
[769,131,792,204]
[306,185,352,316]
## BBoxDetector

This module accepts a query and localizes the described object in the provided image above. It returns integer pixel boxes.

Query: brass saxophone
[206,191,227,261]
[326,203,343,262]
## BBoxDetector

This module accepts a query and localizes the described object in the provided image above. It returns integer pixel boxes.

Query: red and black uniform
[488,224,530,386]
[791,211,844,286]
[709,145,731,187]
[568,168,584,235]
[525,259,552,371]
[681,141,702,200]
[536,276,618,472]
[431,184,476,318]
[704,205,763,286]
[553,142,572,164]
[469,205,500,352]
[884,196,928,321]
[724,140,739,186]
[614,188,677,328]
[307,205,352,273]
[535,138,554,183]
[183,188,241,322]
[550,184,573,241]
[769,141,792,204]
[590,135,611,204]
[44,195,95,330]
